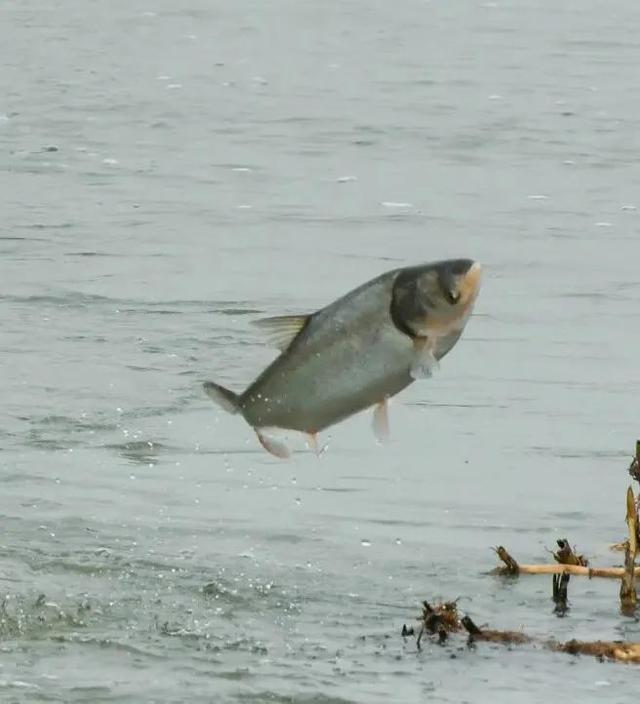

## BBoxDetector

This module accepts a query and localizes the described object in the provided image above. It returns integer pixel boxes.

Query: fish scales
[241,270,413,432]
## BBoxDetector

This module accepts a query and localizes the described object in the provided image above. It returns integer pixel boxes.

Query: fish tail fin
[203,381,240,414]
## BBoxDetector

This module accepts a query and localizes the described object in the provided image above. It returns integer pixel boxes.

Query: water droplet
[395,538,402,545]
[361,540,371,547]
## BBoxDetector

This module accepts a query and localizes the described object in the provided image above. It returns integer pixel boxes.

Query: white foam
[381,201,413,208]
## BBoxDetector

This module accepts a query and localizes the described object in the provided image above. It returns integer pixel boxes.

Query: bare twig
[553,539,588,567]
[628,440,640,484]
[494,546,519,574]
[405,598,640,664]
[552,573,570,616]
[620,486,638,614]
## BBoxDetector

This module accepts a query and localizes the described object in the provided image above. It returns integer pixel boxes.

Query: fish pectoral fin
[372,399,390,444]
[410,337,439,380]
[252,314,311,351]
[256,427,291,459]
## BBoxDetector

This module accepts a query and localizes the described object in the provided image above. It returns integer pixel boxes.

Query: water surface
[2,0,640,701]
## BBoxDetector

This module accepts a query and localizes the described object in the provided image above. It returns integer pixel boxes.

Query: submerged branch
[403,596,640,665]
[493,544,640,579]
[620,486,638,614]
[553,538,588,567]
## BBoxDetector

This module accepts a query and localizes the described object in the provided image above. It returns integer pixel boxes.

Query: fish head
[391,259,482,338]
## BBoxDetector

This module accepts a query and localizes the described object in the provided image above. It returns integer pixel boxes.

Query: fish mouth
[458,261,482,304]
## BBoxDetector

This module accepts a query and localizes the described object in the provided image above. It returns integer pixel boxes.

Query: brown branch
[461,615,532,645]
[552,639,640,664]
[493,544,640,579]
[405,597,640,664]
[620,486,638,613]
[553,538,588,567]
[493,546,519,574]
[496,563,640,578]
[628,440,640,484]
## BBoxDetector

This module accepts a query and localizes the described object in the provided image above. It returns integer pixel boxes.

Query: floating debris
[402,592,640,664]
[552,572,570,616]
[620,486,638,614]
[401,441,640,665]
[553,538,588,566]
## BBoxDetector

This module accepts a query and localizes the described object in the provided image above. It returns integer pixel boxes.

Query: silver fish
[204,258,481,458]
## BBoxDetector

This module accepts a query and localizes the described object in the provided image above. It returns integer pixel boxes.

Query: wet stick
[492,546,640,579]
[554,639,640,664]
[495,563,640,578]
[620,486,638,614]
[405,598,640,664]
[629,440,640,484]
[553,539,588,567]
[552,573,570,615]
[494,546,519,574]
[609,441,640,551]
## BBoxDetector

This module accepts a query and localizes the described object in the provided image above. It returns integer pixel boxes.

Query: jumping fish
[203,258,481,458]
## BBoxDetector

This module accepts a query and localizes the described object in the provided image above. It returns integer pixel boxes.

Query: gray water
[2,0,640,701]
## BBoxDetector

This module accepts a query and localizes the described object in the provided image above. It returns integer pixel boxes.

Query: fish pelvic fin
[372,399,390,444]
[252,314,310,351]
[410,337,440,380]
[203,381,240,414]
[256,428,291,459]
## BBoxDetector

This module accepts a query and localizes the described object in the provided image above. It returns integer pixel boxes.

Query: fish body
[241,271,412,432]
[204,258,481,457]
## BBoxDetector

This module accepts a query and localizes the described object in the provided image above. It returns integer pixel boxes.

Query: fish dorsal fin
[252,314,310,351]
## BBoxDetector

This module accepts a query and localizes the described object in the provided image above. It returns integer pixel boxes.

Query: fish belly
[240,322,414,432]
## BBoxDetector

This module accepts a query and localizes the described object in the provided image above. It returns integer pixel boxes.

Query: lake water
[2,0,640,701]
